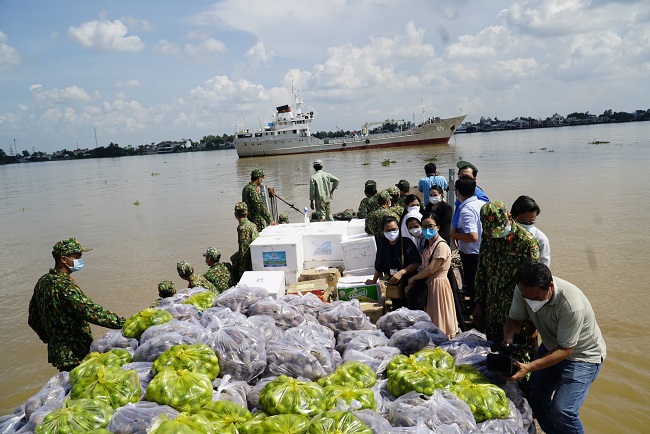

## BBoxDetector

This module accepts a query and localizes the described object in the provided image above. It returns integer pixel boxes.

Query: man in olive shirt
[503,262,606,434]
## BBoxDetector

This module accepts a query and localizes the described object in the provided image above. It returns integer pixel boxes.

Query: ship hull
[235,115,466,158]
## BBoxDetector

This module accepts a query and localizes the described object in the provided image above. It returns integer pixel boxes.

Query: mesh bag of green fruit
[259,375,326,417]
[70,365,140,409]
[307,411,372,434]
[152,343,220,380]
[450,381,510,422]
[122,308,173,339]
[34,398,114,434]
[446,364,490,385]
[148,413,214,433]
[182,291,217,311]
[237,411,269,434]
[323,386,375,411]
[316,361,376,389]
[251,414,311,434]
[145,368,212,413]
[197,400,253,433]
[386,353,451,397]
[411,348,455,369]
[69,348,132,386]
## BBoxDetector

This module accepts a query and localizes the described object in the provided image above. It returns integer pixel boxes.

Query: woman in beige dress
[406,213,459,337]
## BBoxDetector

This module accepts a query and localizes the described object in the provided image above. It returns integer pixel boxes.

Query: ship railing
[326,130,415,144]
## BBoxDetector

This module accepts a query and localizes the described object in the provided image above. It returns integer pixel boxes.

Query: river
[1,122,649,431]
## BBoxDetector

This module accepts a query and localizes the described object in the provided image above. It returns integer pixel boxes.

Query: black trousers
[459,252,479,303]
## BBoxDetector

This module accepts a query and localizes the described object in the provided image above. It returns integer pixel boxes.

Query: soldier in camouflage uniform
[473,201,540,343]
[176,261,218,293]
[396,179,410,207]
[278,214,290,224]
[311,211,325,222]
[202,246,232,294]
[230,202,260,283]
[242,168,276,232]
[151,279,176,307]
[365,191,400,238]
[387,186,405,217]
[28,238,125,371]
[357,180,378,219]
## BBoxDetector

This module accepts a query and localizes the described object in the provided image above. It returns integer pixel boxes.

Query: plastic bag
[284,322,336,352]
[324,386,375,411]
[133,331,195,362]
[344,333,389,356]
[200,326,267,382]
[70,365,140,409]
[147,412,213,434]
[370,379,394,415]
[281,292,324,316]
[352,409,393,434]
[120,361,153,398]
[317,361,376,389]
[335,330,387,354]
[246,315,285,340]
[145,369,213,413]
[70,348,133,386]
[437,342,491,366]
[308,411,372,434]
[158,303,201,321]
[447,364,489,385]
[90,329,138,354]
[450,382,510,422]
[122,309,174,339]
[24,385,67,419]
[248,298,305,330]
[201,307,251,330]
[388,390,477,432]
[43,371,71,391]
[212,375,251,408]
[342,347,400,376]
[139,318,207,345]
[107,401,178,433]
[411,321,450,346]
[237,411,269,434]
[152,343,220,379]
[264,337,333,381]
[376,308,432,337]
[197,400,253,433]
[182,291,217,311]
[0,412,26,433]
[413,348,455,369]
[214,284,269,313]
[33,398,114,434]
[386,351,453,397]
[317,300,374,335]
[259,375,326,417]
[247,377,277,410]
[387,328,431,354]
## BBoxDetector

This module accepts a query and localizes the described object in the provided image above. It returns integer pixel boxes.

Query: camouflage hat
[364,180,377,187]
[311,211,324,221]
[377,190,391,205]
[278,213,289,224]
[387,186,400,200]
[52,238,92,257]
[176,261,194,278]
[234,201,248,216]
[251,168,265,179]
[480,201,510,238]
[203,246,221,262]
[158,280,176,297]
[396,180,410,191]
[457,160,478,175]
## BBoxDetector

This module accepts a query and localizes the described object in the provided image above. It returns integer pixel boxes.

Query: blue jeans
[528,345,602,434]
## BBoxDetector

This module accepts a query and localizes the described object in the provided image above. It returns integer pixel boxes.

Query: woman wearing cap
[400,194,425,252]
[424,185,453,244]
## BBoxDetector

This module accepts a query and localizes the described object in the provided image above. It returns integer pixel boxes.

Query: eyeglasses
[422,224,438,229]
[517,219,537,226]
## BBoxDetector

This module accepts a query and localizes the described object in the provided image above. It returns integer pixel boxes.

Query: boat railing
[326,130,416,144]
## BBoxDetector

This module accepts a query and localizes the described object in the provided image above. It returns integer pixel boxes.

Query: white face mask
[384,230,400,241]
[429,196,441,205]
[408,227,422,237]
[517,222,534,232]
[525,294,550,312]
[407,205,419,213]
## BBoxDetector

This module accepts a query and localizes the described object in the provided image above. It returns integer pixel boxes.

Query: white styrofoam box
[303,221,348,262]
[284,270,302,285]
[239,271,286,298]
[341,234,377,271]
[343,267,376,277]
[347,218,367,236]
[250,235,304,272]
[259,223,306,237]
[303,260,345,270]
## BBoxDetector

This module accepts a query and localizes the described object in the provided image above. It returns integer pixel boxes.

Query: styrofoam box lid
[343,267,376,276]
[260,224,306,237]
[306,221,348,235]
[341,233,376,243]
[251,235,302,246]
[347,219,366,227]
[239,271,286,297]
[337,275,375,285]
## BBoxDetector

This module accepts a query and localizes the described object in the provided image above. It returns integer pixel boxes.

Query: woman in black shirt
[424,185,453,245]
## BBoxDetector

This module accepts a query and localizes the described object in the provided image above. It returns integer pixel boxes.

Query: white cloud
[115,80,141,88]
[120,16,153,32]
[245,41,275,65]
[0,31,20,72]
[68,19,144,51]
[153,39,180,55]
[29,84,95,103]
[184,38,226,57]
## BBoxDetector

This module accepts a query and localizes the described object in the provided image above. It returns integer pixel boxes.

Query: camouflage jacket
[231,218,259,278]
[242,182,272,232]
[28,268,124,369]
[389,204,405,217]
[357,196,378,219]
[204,262,233,294]
[365,207,400,237]
[187,273,218,293]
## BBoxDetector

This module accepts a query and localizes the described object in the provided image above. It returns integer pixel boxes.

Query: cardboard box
[238,271,286,298]
[337,275,381,303]
[298,267,341,288]
[250,235,304,272]
[341,234,376,271]
[303,221,348,262]
[284,270,302,285]
[288,278,329,301]
[385,284,403,300]
[347,218,367,236]
[360,302,384,324]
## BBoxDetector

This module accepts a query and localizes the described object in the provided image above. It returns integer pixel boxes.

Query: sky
[0,0,648,153]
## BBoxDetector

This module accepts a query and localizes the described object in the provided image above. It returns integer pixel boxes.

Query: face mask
[384,230,400,241]
[429,196,441,205]
[517,222,534,232]
[407,205,419,213]
[493,224,511,238]
[525,295,549,312]
[67,258,84,273]
[422,228,437,240]
[408,227,422,237]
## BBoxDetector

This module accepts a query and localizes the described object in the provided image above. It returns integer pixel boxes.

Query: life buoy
[365,139,370,144]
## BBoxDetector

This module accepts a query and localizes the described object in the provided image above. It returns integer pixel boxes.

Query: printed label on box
[312,241,332,256]
[262,251,287,267]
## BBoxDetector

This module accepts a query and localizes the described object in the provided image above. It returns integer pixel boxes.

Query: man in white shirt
[503,262,606,434]
[510,195,551,267]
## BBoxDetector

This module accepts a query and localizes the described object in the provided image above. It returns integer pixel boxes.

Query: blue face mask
[422,228,438,240]
[67,258,84,273]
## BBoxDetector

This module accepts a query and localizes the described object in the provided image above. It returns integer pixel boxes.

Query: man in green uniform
[151,280,176,307]
[309,159,340,221]
[310,211,325,222]
[396,180,410,207]
[176,261,218,293]
[357,180,378,219]
[473,201,540,343]
[387,186,404,217]
[202,246,232,294]
[242,168,276,232]
[230,202,260,283]
[278,213,290,224]
[365,190,400,237]
[28,238,125,371]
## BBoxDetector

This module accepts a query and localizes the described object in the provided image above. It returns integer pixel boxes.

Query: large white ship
[234,94,466,158]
